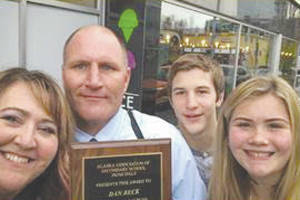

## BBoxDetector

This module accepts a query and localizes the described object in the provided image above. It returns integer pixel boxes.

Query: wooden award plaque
[70,138,171,200]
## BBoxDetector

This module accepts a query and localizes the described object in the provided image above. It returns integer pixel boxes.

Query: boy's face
[171,68,222,137]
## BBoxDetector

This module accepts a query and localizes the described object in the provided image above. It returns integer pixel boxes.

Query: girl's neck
[250,174,281,200]
[251,184,273,200]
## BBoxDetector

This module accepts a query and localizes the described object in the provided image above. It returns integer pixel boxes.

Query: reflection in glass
[237,0,300,40]
[56,0,97,8]
[294,70,300,96]
[279,38,298,85]
[239,27,274,84]
[159,3,240,94]
[142,2,240,123]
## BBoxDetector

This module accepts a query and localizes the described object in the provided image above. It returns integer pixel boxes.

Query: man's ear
[123,67,131,93]
[216,91,224,107]
[168,95,173,108]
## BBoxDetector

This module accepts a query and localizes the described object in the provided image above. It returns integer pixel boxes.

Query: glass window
[142,1,239,123]
[236,0,300,40]
[184,0,219,11]
[239,27,274,84]
[56,0,97,8]
[279,38,298,85]
[294,72,300,96]
[208,19,239,91]
[0,0,19,69]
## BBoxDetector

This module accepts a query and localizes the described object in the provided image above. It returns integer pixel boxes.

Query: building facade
[1,0,299,124]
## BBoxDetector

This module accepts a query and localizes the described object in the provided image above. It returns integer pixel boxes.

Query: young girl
[209,76,300,200]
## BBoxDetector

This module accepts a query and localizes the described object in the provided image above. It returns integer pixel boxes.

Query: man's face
[63,27,130,134]
[171,68,222,137]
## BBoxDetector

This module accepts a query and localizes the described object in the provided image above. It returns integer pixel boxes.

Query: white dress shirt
[75,107,207,200]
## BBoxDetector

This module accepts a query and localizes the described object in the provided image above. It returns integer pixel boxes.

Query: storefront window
[239,27,273,84]
[237,0,300,40]
[279,38,298,85]
[293,69,300,96]
[184,0,219,11]
[142,1,239,123]
[159,3,240,92]
[56,0,97,8]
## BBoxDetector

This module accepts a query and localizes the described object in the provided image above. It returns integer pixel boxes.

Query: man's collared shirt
[75,107,207,200]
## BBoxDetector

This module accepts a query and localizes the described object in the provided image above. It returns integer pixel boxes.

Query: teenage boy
[168,53,225,187]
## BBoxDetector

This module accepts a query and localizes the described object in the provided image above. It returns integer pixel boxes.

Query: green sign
[118,9,138,43]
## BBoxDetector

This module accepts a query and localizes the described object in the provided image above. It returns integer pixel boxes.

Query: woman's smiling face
[0,82,58,199]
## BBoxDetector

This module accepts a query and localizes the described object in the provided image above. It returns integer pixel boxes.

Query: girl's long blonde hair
[209,76,300,200]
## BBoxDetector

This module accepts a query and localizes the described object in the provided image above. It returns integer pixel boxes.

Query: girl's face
[0,82,58,199]
[229,94,292,183]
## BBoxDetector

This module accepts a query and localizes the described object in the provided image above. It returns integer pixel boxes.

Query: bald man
[62,25,206,200]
